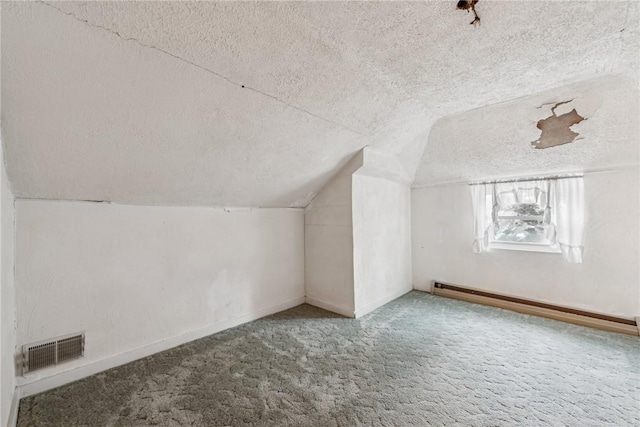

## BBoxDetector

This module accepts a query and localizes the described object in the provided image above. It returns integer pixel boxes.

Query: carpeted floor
[17,291,640,426]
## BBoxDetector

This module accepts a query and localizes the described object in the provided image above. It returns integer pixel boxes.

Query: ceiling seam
[38,1,371,139]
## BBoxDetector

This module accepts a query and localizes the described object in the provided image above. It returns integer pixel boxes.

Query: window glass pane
[497,202,544,218]
[490,180,557,247]
[494,219,550,243]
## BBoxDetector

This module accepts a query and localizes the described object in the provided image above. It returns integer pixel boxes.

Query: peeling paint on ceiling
[413,76,640,187]
[531,100,585,150]
[1,1,639,206]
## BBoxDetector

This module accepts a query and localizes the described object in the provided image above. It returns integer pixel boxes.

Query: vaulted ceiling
[2,1,638,206]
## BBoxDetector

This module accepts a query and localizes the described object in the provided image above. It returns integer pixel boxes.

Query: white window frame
[488,240,560,253]
[487,188,560,253]
[470,174,584,262]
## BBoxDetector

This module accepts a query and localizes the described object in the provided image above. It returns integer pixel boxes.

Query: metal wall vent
[23,333,85,374]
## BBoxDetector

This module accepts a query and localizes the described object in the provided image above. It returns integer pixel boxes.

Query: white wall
[353,174,411,317]
[304,153,362,317]
[1,149,17,427]
[305,148,413,318]
[412,168,640,318]
[15,200,304,395]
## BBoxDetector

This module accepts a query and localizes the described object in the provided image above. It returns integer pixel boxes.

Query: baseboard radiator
[431,281,639,336]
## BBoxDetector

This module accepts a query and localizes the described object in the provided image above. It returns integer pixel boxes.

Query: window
[470,175,584,262]
[488,179,558,253]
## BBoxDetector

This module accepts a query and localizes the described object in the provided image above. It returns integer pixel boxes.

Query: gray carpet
[17,291,640,426]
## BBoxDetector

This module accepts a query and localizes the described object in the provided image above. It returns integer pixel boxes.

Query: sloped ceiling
[414,75,640,187]
[2,1,638,206]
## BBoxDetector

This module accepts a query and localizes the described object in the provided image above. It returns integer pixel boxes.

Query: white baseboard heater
[431,281,639,336]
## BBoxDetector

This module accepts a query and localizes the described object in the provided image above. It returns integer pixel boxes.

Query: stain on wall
[531,100,585,149]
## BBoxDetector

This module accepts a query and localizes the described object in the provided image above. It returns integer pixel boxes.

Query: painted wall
[353,174,411,317]
[305,148,412,318]
[304,153,362,317]
[412,168,640,318]
[1,148,16,427]
[15,200,304,394]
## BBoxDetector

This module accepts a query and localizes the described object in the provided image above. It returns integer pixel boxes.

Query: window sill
[489,241,561,254]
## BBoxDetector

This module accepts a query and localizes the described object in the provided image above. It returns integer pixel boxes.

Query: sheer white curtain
[470,184,490,253]
[494,180,549,212]
[554,176,585,263]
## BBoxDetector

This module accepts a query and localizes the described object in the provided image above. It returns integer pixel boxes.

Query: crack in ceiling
[39,1,370,139]
[3,1,639,206]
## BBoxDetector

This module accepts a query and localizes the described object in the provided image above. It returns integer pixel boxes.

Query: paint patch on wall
[531,100,585,149]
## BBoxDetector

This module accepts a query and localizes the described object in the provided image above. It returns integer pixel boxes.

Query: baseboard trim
[305,296,354,318]
[17,296,305,398]
[7,387,19,427]
[433,286,638,336]
[354,286,412,318]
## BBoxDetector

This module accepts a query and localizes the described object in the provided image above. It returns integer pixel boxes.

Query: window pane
[497,202,544,218]
[494,219,550,243]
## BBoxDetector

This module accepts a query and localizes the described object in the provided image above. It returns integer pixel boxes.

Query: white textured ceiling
[2,1,639,206]
[414,75,640,187]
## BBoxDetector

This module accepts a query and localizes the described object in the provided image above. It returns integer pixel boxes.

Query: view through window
[490,185,553,245]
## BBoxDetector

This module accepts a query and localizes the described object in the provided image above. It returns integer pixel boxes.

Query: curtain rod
[468,173,583,186]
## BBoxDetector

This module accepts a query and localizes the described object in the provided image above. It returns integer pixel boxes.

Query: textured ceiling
[413,76,640,187]
[2,1,639,206]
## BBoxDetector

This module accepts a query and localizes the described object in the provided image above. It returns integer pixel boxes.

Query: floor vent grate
[23,333,85,374]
